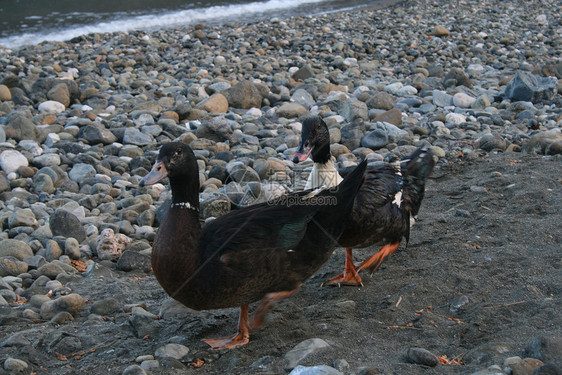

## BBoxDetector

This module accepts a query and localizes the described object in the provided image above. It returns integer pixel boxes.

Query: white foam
[0,0,328,48]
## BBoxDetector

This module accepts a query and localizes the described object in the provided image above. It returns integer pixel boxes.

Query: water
[0,0,381,48]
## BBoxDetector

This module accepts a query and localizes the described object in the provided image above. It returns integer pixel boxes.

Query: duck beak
[292,142,312,163]
[139,161,167,187]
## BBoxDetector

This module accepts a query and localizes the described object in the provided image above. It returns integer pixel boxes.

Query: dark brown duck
[139,142,366,349]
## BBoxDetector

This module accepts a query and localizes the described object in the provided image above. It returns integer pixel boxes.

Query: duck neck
[305,156,343,190]
[169,175,200,213]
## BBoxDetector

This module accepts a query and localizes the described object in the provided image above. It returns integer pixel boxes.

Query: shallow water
[0,0,384,48]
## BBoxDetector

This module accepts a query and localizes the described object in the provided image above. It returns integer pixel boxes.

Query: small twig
[395,295,403,308]
[70,337,120,358]
[480,300,527,309]
[386,324,423,331]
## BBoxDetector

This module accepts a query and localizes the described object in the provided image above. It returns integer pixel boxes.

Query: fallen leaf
[191,359,205,368]
[71,260,88,272]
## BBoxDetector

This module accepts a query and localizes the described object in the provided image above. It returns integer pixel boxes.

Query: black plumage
[139,142,366,349]
[293,117,435,286]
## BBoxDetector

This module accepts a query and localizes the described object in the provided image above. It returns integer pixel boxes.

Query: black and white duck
[293,117,435,286]
[139,142,366,349]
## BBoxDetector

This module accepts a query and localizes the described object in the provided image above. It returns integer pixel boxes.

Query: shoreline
[0,0,405,50]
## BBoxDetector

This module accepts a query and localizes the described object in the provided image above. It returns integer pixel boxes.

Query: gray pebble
[406,347,440,367]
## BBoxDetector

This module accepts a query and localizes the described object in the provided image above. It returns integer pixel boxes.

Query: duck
[139,141,366,349]
[292,117,435,286]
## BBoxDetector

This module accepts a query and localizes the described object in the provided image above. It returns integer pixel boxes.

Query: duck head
[292,117,331,164]
[139,142,200,207]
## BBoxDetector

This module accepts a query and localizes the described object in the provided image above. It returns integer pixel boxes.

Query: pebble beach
[0,0,560,373]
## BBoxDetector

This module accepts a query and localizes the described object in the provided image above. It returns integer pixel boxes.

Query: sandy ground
[2,151,560,374]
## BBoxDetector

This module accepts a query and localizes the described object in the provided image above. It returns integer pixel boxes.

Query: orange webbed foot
[203,332,249,350]
[322,248,363,287]
[321,270,363,287]
[358,242,400,275]
[203,305,250,350]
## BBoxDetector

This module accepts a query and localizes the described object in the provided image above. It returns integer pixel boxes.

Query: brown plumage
[139,142,366,349]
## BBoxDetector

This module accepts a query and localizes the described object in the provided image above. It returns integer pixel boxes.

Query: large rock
[479,133,507,151]
[4,112,37,141]
[340,121,366,150]
[365,92,395,110]
[78,125,117,145]
[195,93,228,113]
[284,338,331,371]
[0,239,33,260]
[276,103,307,118]
[8,209,38,229]
[196,117,237,143]
[291,89,315,108]
[117,251,151,272]
[433,90,453,107]
[0,149,28,174]
[49,209,87,243]
[524,130,562,155]
[40,293,84,320]
[444,68,472,88]
[341,99,368,122]
[68,163,96,183]
[38,100,66,114]
[504,71,558,103]
[361,122,408,150]
[222,80,262,109]
[292,64,314,81]
[47,83,70,108]
[373,108,402,126]
[123,128,154,146]
[0,256,28,277]
[0,84,12,101]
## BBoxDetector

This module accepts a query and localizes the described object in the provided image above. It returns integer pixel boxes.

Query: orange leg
[322,248,364,287]
[203,305,250,350]
[358,242,400,275]
[251,287,299,330]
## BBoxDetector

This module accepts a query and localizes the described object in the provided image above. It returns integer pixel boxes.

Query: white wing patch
[392,190,403,207]
[303,185,327,200]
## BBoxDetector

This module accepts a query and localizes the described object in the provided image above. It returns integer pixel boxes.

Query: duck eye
[175,148,182,156]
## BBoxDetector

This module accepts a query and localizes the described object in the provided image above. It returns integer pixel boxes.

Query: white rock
[32,153,61,167]
[284,338,331,370]
[467,64,485,77]
[154,343,190,360]
[38,100,65,114]
[44,133,61,148]
[214,55,226,65]
[19,140,43,156]
[0,150,28,174]
[246,108,262,117]
[453,93,477,108]
[445,113,467,125]
[3,358,28,372]
[289,122,302,133]
[343,57,358,67]
[197,86,209,98]
[535,14,547,24]
[136,226,154,236]
[397,85,418,96]
[385,82,404,95]
[289,365,343,375]
[325,91,349,102]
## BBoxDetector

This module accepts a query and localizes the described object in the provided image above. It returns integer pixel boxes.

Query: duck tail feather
[399,145,435,215]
